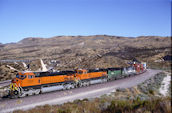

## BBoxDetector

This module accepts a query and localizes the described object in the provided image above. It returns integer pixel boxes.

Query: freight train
[9,62,146,98]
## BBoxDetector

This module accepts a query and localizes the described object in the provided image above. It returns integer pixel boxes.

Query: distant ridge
[0,35,170,61]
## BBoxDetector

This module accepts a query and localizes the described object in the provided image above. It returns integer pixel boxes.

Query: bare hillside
[0,35,171,60]
[0,35,171,81]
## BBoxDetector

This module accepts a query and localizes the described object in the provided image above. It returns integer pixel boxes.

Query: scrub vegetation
[13,97,171,113]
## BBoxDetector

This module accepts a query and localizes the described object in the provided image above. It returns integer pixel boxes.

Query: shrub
[149,89,154,95]
[104,98,171,113]
[57,108,71,113]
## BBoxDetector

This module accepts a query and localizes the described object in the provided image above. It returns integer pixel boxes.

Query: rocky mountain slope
[0,35,171,60]
[0,35,171,80]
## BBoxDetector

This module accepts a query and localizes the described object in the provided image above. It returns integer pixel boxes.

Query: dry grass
[13,97,171,113]
[103,97,171,113]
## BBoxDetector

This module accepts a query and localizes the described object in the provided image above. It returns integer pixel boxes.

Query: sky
[0,0,171,44]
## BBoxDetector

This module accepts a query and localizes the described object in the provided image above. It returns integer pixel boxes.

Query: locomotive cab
[16,73,27,80]
[16,74,26,79]
[11,72,27,88]
[76,69,87,75]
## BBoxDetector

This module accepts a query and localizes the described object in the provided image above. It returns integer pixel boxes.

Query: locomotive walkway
[0,69,162,113]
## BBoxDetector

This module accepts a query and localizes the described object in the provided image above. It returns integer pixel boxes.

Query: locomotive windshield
[16,74,26,79]
[77,70,83,74]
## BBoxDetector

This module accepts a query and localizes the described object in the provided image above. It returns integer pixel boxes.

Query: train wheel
[85,81,89,86]
[79,82,82,87]
[68,84,72,89]
[64,84,68,90]
[102,78,107,82]
[83,82,88,87]
[14,90,18,95]
[62,85,66,90]
[74,83,78,88]
[71,84,75,89]
[10,90,19,99]
[35,89,41,95]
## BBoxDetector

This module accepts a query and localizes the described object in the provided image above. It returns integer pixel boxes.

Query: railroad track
[0,80,11,87]
[0,80,11,84]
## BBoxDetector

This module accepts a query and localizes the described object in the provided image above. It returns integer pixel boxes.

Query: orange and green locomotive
[9,62,146,98]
